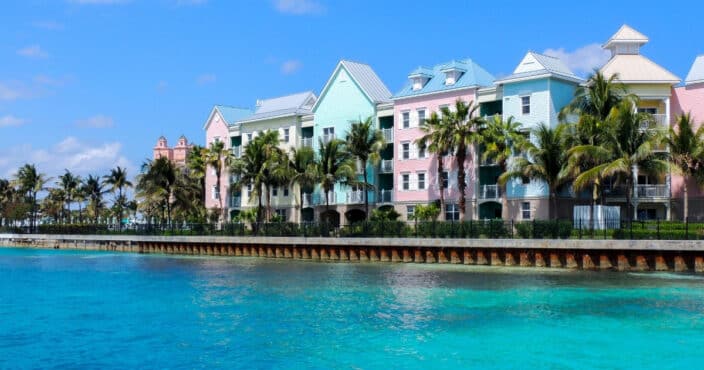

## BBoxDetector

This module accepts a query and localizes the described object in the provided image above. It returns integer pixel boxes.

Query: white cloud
[0,83,25,101]
[76,115,114,128]
[0,115,27,127]
[32,21,64,31]
[196,73,216,85]
[273,0,324,15]
[543,43,611,76]
[0,137,135,179]
[17,45,49,59]
[280,59,303,75]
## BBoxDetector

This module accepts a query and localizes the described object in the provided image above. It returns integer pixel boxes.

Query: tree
[104,166,133,226]
[83,174,106,224]
[186,145,207,216]
[559,70,629,122]
[316,138,354,222]
[136,157,177,224]
[14,164,49,231]
[500,123,570,219]
[204,140,233,223]
[57,170,80,224]
[42,188,66,223]
[288,146,318,222]
[568,102,668,220]
[666,112,704,220]
[346,117,385,220]
[416,112,453,220]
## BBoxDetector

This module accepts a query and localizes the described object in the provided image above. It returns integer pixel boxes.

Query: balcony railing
[479,184,501,199]
[232,146,242,158]
[380,159,393,173]
[378,189,393,203]
[381,128,393,142]
[651,114,667,127]
[637,184,668,198]
[300,137,313,148]
[483,114,503,122]
[347,190,364,204]
[229,196,241,209]
[313,192,337,206]
[301,193,312,208]
[322,134,335,144]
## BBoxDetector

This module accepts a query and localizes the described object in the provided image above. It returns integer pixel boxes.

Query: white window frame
[401,142,410,160]
[521,95,531,115]
[521,202,531,220]
[440,171,449,189]
[211,185,218,200]
[416,108,426,127]
[445,203,460,221]
[283,187,289,197]
[246,133,253,142]
[283,128,290,143]
[272,187,278,197]
[417,143,427,159]
[417,171,426,190]
[275,209,287,219]
[401,173,410,191]
[401,111,410,129]
[407,205,416,220]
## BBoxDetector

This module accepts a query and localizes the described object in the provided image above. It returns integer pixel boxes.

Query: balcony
[322,134,335,144]
[229,174,241,184]
[301,192,312,208]
[314,192,337,206]
[378,189,393,204]
[229,196,241,209]
[300,137,313,148]
[380,159,393,173]
[483,114,502,122]
[381,128,393,142]
[651,114,667,127]
[232,146,242,158]
[347,190,364,204]
[479,184,501,199]
[637,184,668,198]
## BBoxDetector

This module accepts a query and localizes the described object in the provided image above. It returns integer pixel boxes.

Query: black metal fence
[2,218,704,240]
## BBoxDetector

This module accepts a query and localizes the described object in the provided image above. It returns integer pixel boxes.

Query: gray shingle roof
[495,52,582,84]
[685,55,704,85]
[238,91,316,123]
[340,60,392,103]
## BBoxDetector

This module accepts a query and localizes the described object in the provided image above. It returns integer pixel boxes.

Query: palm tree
[346,117,385,220]
[204,140,234,223]
[500,123,570,219]
[42,188,66,223]
[568,102,668,220]
[666,112,704,220]
[445,100,484,220]
[0,178,13,226]
[316,138,354,222]
[14,164,49,231]
[288,146,318,222]
[136,157,177,224]
[416,112,452,220]
[57,170,80,224]
[83,174,106,224]
[104,166,133,226]
[74,178,87,224]
[559,71,629,122]
[256,131,286,221]
[186,145,207,213]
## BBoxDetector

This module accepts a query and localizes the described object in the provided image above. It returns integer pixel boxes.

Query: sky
[0,0,701,181]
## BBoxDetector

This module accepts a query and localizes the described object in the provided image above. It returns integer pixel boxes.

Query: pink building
[153,135,192,167]
[670,55,704,219]
[391,60,495,221]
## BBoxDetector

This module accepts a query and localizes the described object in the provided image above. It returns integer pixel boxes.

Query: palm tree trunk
[265,185,272,222]
[550,188,557,220]
[683,177,689,221]
[363,162,369,220]
[438,155,445,221]
[257,191,263,223]
[325,189,330,224]
[215,171,223,223]
[457,147,467,221]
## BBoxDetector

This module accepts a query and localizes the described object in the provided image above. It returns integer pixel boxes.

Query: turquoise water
[1,248,704,369]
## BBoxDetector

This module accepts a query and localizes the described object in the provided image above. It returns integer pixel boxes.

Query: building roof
[215,105,253,125]
[600,54,680,84]
[685,55,704,86]
[604,24,649,48]
[313,60,392,111]
[495,52,582,84]
[237,91,316,123]
[393,58,495,99]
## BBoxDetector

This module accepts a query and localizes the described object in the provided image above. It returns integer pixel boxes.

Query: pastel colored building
[671,55,704,220]
[491,52,583,220]
[153,135,192,167]
[597,25,680,220]
[310,60,393,225]
[391,59,495,221]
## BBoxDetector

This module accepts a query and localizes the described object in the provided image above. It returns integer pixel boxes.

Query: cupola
[603,24,649,57]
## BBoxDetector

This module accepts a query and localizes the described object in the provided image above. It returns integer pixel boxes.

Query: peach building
[153,135,192,167]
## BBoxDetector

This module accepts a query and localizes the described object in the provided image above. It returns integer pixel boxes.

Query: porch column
[633,164,639,221]
[665,97,671,126]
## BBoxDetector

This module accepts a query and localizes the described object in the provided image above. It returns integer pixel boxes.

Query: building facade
[153,135,192,167]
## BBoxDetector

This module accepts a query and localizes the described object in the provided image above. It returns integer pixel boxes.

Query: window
[402,173,410,190]
[417,172,426,190]
[521,96,530,115]
[407,205,416,220]
[323,127,335,142]
[272,187,278,197]
[522,176,530,185]
[213,136,221,144]
[521,202,531,220]
[402,142,410,160]
[440,171,449,189]
[283,128,290,142]
[417,109,426,126]
[247,183,253,197]
[402,111,410,128]
[445,203,460,221]
[417,144,427,159]
[438,104,449,118]
[283,187,289,197]
[211,185,219,200]
[275,209,287,219]
[638,108,657,114]
[246,133,253,142]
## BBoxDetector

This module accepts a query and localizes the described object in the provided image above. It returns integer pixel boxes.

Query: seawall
[2,234,704,273]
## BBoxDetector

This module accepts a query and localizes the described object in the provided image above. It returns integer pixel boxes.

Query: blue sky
[0,0,701,179]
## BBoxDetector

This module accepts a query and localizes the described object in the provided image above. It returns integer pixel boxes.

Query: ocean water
[1,247,703,369]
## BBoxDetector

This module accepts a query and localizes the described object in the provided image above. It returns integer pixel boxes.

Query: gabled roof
[604,24,649,48]
[600,54,680,84]
[685,55,704,86]
[495,52,582,84]
[203,105,252,130]
[237,91,316,123]
[313,60,392,111]
[393,58,495,99]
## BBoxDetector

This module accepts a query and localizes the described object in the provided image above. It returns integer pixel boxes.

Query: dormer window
[408,68,432,91]
[411,76,429,91]
[444,70,463,85]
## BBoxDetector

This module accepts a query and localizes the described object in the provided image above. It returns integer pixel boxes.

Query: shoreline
[3,233,704,273]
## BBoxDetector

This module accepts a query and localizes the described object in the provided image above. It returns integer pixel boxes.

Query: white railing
[301,137,313,148]
[651,114,667,127]
[636,184,668,198]
[232,146,242,158]
[301,193,312,208]
[380,159,393,173]
[482,114,502,122]
[314,192,337,205]
[378,189,393,203]
[323,134,335,144]
[230,196,241,208]
[381,128,393,142]
[479,184,501,199]
[347,190,364,204]
[356,159,364,174]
